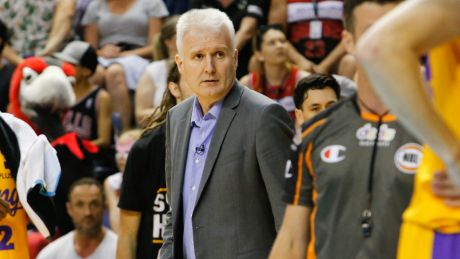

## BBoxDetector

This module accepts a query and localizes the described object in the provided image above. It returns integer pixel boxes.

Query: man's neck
[74,228,105,258]
[197,99,217,115]
[264,63,289,86]
[356,71,388,116]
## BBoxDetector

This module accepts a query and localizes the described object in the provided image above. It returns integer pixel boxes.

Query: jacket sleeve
[255,103,294,230]
[158,112,174,259]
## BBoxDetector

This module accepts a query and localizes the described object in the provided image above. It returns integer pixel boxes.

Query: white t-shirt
[37,228,117,259]
[145,59,169,107]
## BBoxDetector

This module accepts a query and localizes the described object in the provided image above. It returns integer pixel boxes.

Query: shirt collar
[190,97,223,127]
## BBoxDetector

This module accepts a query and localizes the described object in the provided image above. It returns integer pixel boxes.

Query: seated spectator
[0,0,76,65]
[134,15,179,125]
[0,19,14,112]
[293,73,340,127]
[240,25,310,119]
[55,40,117,182]
[116,64,193,259]
[82,0,169,132]
[104,128,142,233]
[56,41,112,148]
[268,0,356,79]
[37,178,117,259]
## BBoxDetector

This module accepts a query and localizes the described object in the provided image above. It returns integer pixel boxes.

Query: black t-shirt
[118,124,169,259]
[190,0,267,78]
[0,64,14,112]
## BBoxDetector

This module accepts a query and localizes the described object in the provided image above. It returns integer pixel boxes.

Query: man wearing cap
[55,41,112,153]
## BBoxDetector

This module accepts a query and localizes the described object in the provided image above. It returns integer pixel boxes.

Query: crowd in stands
[2,0,459,258]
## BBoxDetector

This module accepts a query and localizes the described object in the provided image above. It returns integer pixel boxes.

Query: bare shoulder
[239,74,250,88]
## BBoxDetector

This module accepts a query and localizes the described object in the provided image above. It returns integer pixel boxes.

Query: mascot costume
[2,57,98,258]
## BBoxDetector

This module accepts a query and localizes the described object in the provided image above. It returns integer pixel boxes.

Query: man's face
[344,3,398,54]
[66,184,104,235]
[295,87,338,124]
[176,27,238,108]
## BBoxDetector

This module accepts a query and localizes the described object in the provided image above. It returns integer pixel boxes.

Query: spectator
[56,41,112,148]
[240,24,310,119]
[117,63,193,259]
[134,15,179,124]
[269,1,421,258]
[0,0,76,64]
[190,0,267,78]
[358,0,460,257]
[268,0,356,78]
[103,128,141,233]
[37,178,117,259]
[82,0,169,132]
[293,73,340,126]
[55,40,116,182]
[0,18,14,112]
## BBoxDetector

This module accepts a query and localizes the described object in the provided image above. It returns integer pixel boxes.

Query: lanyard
[354,96,389,238]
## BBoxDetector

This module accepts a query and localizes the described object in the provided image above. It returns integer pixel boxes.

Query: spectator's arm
[239,74,250,87]
[3,45,23,65]
[84,24,100,50]
[269,205,311,259]
[287,43,315,72]
[268,0,287,29]
[104,178,120,233]
[116,209,142,259]
[39,0,76,56]
[134,71,156,125]
[120,18,162,59]
[357,0,460,186]
[91,89,112,147]
[313,40,347,74]
[235,17,258,51]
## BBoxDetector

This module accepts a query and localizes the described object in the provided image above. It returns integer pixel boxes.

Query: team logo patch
[394,143,424,174]
[321,145,346,163]
[356,123,396,147]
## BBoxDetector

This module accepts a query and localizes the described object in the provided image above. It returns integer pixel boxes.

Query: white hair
[176,8,236,55]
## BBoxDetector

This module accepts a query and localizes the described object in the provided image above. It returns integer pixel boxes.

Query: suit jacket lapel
[194,82,244,208]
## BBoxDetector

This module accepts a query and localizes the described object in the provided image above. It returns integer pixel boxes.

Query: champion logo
[320,145,346,163]
[394,143,424,174]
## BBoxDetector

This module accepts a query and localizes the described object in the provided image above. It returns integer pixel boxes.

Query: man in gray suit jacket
[159,8,294,259]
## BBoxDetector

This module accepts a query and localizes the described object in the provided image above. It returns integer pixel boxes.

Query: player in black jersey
[117,64,194,259]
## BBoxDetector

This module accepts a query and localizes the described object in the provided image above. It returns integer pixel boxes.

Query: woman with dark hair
[116,64,193,259]
[240,25,310,120]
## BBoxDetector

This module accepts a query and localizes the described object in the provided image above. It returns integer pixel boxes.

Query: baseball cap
[54,41,98,74]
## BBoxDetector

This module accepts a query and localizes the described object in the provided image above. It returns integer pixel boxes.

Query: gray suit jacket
[160,82,294,259]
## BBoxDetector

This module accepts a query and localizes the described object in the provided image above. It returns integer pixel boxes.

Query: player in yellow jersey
[0,112,61,259]
[0,150,29,259]
[358,0,460,258]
